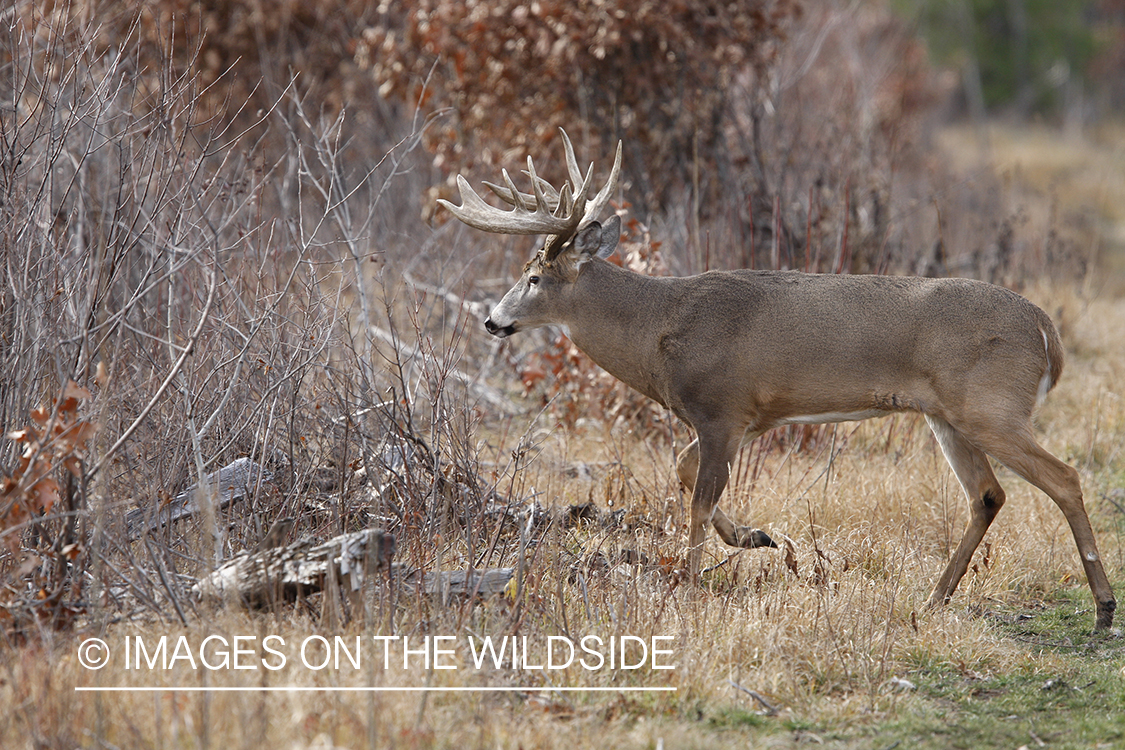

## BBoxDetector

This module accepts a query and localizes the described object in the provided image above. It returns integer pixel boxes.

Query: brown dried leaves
[2,380,98,551]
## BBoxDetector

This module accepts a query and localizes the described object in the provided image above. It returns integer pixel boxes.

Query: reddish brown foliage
[0,381,98,635]
[361,0,800,212]
[1,381,97,553]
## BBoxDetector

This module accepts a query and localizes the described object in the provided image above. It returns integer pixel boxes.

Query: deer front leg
[686,436,729,576]
[677,435,776,558]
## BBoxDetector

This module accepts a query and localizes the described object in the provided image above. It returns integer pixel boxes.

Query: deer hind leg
[676,435,776,565]
[978,429,1116,631]
[924,415,1008,610]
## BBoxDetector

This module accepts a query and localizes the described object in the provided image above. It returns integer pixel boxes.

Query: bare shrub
[22,0,378,117]
[0,3,530,635]
[716,2,948,274]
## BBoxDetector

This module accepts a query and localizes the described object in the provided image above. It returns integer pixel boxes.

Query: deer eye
[528,275,540,286]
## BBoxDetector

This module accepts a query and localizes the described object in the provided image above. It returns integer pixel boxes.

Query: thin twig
[726,680,780,716]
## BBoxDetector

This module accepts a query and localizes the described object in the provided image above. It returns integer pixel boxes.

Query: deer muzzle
[484,317,517,338]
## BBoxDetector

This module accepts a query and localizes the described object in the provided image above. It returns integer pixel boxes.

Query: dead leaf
[63,380,92,402]
[34,477,61,512]
[63,455,82,477]
[783,539,799,576]
[17,554,42,576]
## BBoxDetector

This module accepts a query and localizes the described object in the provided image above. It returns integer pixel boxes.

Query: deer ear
[574,215,621,260]
[595,215,621,259]
[555,216,620,281]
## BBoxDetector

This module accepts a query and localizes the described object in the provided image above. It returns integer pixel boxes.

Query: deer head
[438,129,622,337]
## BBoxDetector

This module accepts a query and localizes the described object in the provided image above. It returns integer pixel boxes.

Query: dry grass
[3,290,1122,749]
[938,122,1125,281]
[937,124,1125,225]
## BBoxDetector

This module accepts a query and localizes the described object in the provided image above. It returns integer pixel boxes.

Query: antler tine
[525,155,556,219]
[558,128,585,195]
[438,171,582,236]
[579,139,622,227]
[554,182,574,219]
[483,172,561,212]
[557,128,598,220]
[531,174,562,206]
[541,180,577,261]
[557,127,619,227]
[439,130,619,237]
[505,168,535,211]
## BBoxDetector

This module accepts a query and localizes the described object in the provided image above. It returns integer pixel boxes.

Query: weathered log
[401,567,515,598]
[191,526,514,608]
[192,528,395,607]
[126,458,272,539]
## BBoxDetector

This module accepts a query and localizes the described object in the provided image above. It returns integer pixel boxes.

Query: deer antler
[559,129,622,230]
[438,128,621,242]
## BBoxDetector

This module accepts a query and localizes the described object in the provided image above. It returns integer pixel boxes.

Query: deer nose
[484,317,516,338]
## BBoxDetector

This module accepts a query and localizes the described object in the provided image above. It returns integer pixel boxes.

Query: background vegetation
[1,1,1123,748]
[899,0,1125,119]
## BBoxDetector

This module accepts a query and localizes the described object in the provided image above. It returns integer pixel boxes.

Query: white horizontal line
[75,686,676,693]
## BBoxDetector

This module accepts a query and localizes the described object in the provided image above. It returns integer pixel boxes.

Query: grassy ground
[6,124,1125,749]
[8,289,1125,750]
[938,121,1125,283]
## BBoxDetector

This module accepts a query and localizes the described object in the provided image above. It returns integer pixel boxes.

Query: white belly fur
[778,409,889,426]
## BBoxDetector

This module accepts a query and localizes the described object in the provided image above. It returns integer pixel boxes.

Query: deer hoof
[1095,598,1117,631]
[735,527,778,549]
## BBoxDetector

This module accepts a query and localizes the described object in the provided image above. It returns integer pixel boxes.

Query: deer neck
[559,260,669,403]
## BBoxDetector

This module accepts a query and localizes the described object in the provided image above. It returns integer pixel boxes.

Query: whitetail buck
[439,129,1116,631]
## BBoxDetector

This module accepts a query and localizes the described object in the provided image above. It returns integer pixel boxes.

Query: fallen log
[400,566,515,598]
[126,457,272,539]
[191,527,514,607]
[192,528,395,607]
